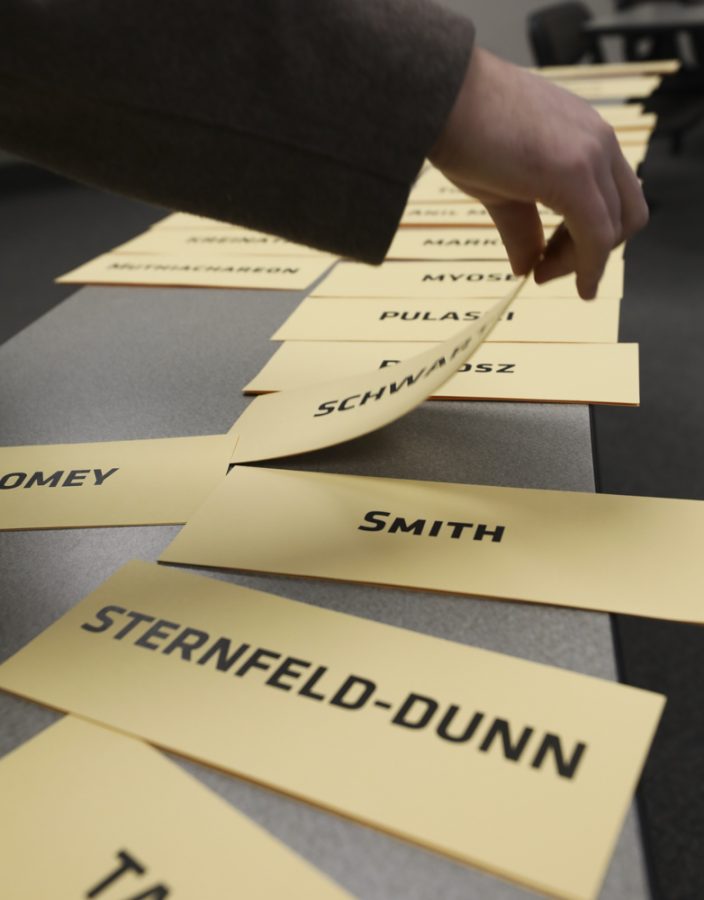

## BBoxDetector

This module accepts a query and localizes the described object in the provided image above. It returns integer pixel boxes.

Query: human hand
[429,47,649,299]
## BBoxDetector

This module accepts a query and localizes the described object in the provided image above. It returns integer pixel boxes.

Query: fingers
[612,149,650,239]
[534,223,577,286]
[552,174,617,299]
[537,137,647,299]
[485,199,546,276]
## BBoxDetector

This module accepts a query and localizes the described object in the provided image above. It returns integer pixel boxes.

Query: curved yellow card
[229,280,525,464]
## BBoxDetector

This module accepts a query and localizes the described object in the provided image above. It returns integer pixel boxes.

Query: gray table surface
[586,2,704,35]
[0,284,650,899]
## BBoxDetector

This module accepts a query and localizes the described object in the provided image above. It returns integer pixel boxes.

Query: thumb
[484,199,546,276]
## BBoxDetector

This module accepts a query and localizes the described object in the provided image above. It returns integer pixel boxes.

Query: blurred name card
[115,227,333,259]
[272,296,621,344]
[244,340,640,406]
[311,258,623,301]
[535,60,679,79]
[387,227,512,260]
[161,466,704,625]
[0,716,348,899]
[400,203,562,227]
[0,561,665,900]
[554,75,661,101]
[0,435,232,530]
[57,253,331,291]
[596,105,656,132]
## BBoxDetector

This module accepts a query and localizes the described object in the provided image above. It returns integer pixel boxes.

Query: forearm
[0,0,474,262]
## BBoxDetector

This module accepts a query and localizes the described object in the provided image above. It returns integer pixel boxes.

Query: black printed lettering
[81,605,126,635]
[236,648,281,678]
[436,707,485,744]
[266,656,312,691]
[162,627,210,660]
[391,692,438,730]
[338,394,360,412]
[299,665,328,701]
[126,888,170,900]
[359,387,385,405]
[114,612,156,641]
[135,619,181,651]
[358,511,390,532]
[474,524,505,543]
[63,469,90,487]
[479,719,534,762]
[86,850,145,897]
[0,472,26,489]
[314,400,338,417]
[388,516,425,536]
[531,734,587,780]
[388,369,425,393]
[329,675,376,710]
[197,638,250,673]
[24,470,63,488]
[94,468,119,486]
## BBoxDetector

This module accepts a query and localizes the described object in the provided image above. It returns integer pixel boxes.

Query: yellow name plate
[115,227,334,259]
[585,105,657,131]
[244,340,640,406]
[553,75,661,101]
[387,227,513,260]
[401,204,563,227]
[0,435,231,530]
[162,466,704,624]
[153,212,249,230]
[57,253,332,291]
[272,296,621,344]
[0,561,665,900]
[230,291,518,463]
[0,716,348,899]
[535,60,678,79]
[311,258,623,300]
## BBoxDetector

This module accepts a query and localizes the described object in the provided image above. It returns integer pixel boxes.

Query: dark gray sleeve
[0,0,474,263]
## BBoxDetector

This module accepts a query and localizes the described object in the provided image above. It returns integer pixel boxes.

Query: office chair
[528,2,604,67]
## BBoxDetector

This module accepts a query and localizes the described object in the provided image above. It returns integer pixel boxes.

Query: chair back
[528,2,603,66]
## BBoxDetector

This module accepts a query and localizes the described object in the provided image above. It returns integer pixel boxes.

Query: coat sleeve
[0,0,474,262]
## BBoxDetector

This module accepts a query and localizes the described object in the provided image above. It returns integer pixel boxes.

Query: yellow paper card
[244,340,639,406]
[0,716,348,900]
[0,435,231,530]
[57,253,331,291]
[621,143,648,170]
[272,295,621,344]
[0,561,665,900]
[409,173,562,209]
[115,227,334,258]
[535,60,679,79]
[152,212,246,230]
[387,227,512,260]
[597,108,656,133]
[401,203,562,227]
[553,75,661,101]
[311,258,623,300]
[229,288,520,463]
[161,466,704,624]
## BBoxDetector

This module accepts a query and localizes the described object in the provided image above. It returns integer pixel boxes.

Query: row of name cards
[0,715,348,898]
[0,561,665,900]
[244,340,640,406]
